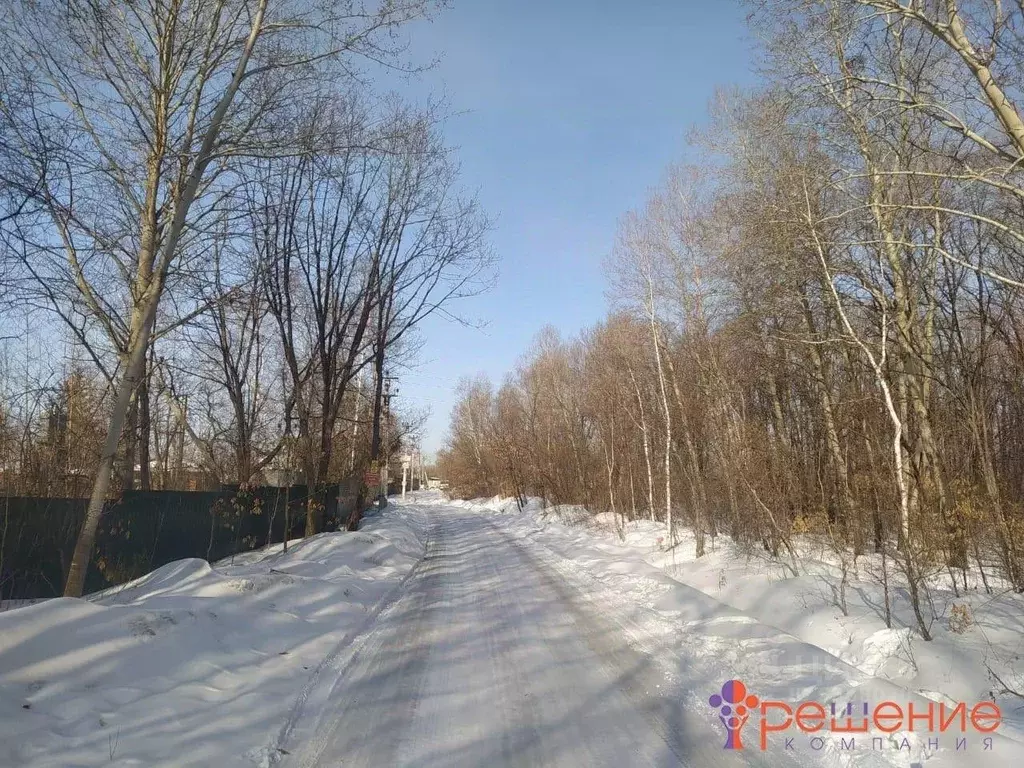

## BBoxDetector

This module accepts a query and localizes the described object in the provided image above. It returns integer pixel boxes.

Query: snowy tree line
[0,0,490,596]
[439,0,1024,640]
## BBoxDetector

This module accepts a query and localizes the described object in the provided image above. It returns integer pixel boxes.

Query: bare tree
[0,0,444,596]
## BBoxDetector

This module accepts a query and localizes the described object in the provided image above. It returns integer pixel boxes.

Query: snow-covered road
[292,506,759,768]
[4,494,1016,766]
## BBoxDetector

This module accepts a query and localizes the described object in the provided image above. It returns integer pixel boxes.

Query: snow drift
[0,500,429,767]
[460,495,1024,767]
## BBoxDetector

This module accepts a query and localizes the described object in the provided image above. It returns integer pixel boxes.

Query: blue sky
[382,1,757,458]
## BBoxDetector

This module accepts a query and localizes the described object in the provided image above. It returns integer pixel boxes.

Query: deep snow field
[1,492,1021,767]
[0,502,429,767]
[456,495,1024,767]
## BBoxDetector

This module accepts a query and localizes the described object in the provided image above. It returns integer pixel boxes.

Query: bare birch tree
[0,0,443,596]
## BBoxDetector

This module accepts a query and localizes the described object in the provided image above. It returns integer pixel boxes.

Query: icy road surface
[293,507,769,768]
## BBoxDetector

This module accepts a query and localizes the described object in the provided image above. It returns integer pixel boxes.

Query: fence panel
[0,481,359,601]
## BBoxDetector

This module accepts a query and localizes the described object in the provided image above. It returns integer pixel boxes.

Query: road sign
[364,459,382,486]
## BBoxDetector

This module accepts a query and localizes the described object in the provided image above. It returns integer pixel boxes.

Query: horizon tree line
[0,0,491,597]
[439,0,1024,642]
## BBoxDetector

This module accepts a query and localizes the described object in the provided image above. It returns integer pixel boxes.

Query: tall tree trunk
[120,392,138,492]
[801,288,858,547]
[628,454,637,521]
[663,349,707,555]
[60,0,268,597]
[628,366,656,522]
[649,319,673,538]
[970,395,1023,589]
[138,368,152,491]
[349,334,386,531]
[64,292,159,596]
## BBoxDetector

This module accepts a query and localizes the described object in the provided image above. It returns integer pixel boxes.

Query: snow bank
[464,495,1024,767]
[0,498,431,767]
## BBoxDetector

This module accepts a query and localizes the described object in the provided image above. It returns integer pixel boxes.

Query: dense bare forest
[0,0,490,596]
[439,0,1024,640]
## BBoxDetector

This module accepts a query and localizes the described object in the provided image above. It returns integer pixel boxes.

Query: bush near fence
[0,483,357,600]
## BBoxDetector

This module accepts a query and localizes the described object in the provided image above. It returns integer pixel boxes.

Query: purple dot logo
[709,679,759,750]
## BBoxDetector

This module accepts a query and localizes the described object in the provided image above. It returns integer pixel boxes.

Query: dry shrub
[948,603,973,634]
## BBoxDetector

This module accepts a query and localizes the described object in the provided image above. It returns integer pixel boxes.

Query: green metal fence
[0,483,357,600]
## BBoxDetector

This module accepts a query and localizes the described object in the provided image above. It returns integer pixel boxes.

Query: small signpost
[364,460,380,489]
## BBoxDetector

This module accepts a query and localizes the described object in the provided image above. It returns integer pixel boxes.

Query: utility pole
[347,350,386,530]
[401,448,413,499]
[376,372,400,510]
[349,375,363,474]
[379,375,392,510]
